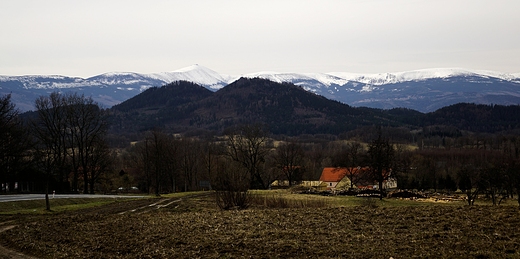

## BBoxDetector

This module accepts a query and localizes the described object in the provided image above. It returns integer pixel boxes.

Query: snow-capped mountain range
[1,64,520,112]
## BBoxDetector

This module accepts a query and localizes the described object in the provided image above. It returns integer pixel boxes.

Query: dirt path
[0,222,38,259]
[117,193,212,215]
[0,192,212,258]
[118,197,182,215]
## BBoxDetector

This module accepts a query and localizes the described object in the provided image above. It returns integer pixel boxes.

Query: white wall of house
[322,181,338,190]
[383,178,398,189]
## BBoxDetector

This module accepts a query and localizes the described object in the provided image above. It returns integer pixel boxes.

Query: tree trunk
[90,177,95,194]
[45,192,50,211]
[83,170,89,194]
[155,168,160,196]
[45,180,51,211]
[73,170,78,193]
[379,173,384,201]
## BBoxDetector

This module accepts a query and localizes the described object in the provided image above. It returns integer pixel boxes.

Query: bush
[215,190,251,210]
[211,159,251,210]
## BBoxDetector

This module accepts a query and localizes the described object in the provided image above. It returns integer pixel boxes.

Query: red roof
[319,167,370,182]
[319,167,349,182]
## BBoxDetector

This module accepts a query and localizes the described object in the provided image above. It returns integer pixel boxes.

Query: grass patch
[327,194,468,208]
[249,190,330,209]
[470,196,519,206]
[250,189,470,208]
[358,197,378,208]
[250,194,329,208]
[160,191,204,199]
[0,198,143,214]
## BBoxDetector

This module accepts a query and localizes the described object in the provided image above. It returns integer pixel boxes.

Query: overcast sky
[2,0,519,77]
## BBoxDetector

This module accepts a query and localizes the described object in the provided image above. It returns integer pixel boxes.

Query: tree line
[0,93,112,209]
[2,92,520,210]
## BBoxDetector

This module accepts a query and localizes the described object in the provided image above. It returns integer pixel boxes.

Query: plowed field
[1,193,520,258]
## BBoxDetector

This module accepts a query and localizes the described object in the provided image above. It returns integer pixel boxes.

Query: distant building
[270,166,397,191]
[270,180,321,189]
[318,167,350,190]
[318,167,397,191]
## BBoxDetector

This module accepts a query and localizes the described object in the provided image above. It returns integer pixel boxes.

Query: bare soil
[1,193,520,258]
[0,221,38,259]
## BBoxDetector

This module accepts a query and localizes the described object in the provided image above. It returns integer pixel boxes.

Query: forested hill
[108,78,520,137]
[109,78,407,135]
[423,103,520,132]
[192,77,401,134]
[112,81,213,112]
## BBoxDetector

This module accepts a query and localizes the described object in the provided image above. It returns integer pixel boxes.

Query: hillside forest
[2,78,520,208]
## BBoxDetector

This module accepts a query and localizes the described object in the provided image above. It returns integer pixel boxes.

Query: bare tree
[224,124,271,189]
[164,138,179,193]
[343,142,364,189]
[273,140,305,186]
[0,94,32,193]
[178,138,200,191]
[479,150,509,205]
[457,163,481,206]
[33,93,72,210]
[367,129,394,200]
[200,137,219,191]
[87,140,113,194]
[65,93,109,194]
[505,158,520,206]
[146,130,172,196]
[303,143,325,180]
[131,141,152,194]
[392,144,413,189]
[33,92,110,197]
[33,93,70,194]
[453,149,488,206]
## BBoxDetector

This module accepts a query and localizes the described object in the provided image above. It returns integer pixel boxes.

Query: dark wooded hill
[112,80,213,112]
[108,78,520,138]
[423,103,520,133]
[110,78,409,136]
[18,77,520,147]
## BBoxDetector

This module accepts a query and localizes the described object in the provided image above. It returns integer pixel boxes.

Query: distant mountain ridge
[2,65,520,112]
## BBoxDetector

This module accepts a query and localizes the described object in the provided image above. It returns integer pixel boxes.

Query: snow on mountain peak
[242,71,349,87]
[95,72,142,78]
[148,64,231,89]
[3,64,520,113]
[328,68,517,85]
[173,64,206,73]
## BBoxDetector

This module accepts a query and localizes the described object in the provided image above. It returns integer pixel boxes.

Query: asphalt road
[0,194,146,203]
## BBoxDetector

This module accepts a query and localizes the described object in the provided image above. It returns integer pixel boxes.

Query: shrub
[215,190,251,210]
[211,159,251,210]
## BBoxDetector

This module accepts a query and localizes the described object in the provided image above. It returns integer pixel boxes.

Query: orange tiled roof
[319,167,370,182]
[319,167,349,182]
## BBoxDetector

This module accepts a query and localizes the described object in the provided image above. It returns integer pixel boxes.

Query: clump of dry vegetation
[250,193,329,208]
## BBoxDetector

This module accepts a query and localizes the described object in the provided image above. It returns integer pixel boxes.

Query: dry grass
[1,192,520,258]
[250,193,329,208]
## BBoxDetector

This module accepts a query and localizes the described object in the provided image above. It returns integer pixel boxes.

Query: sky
[2,0,520,78]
